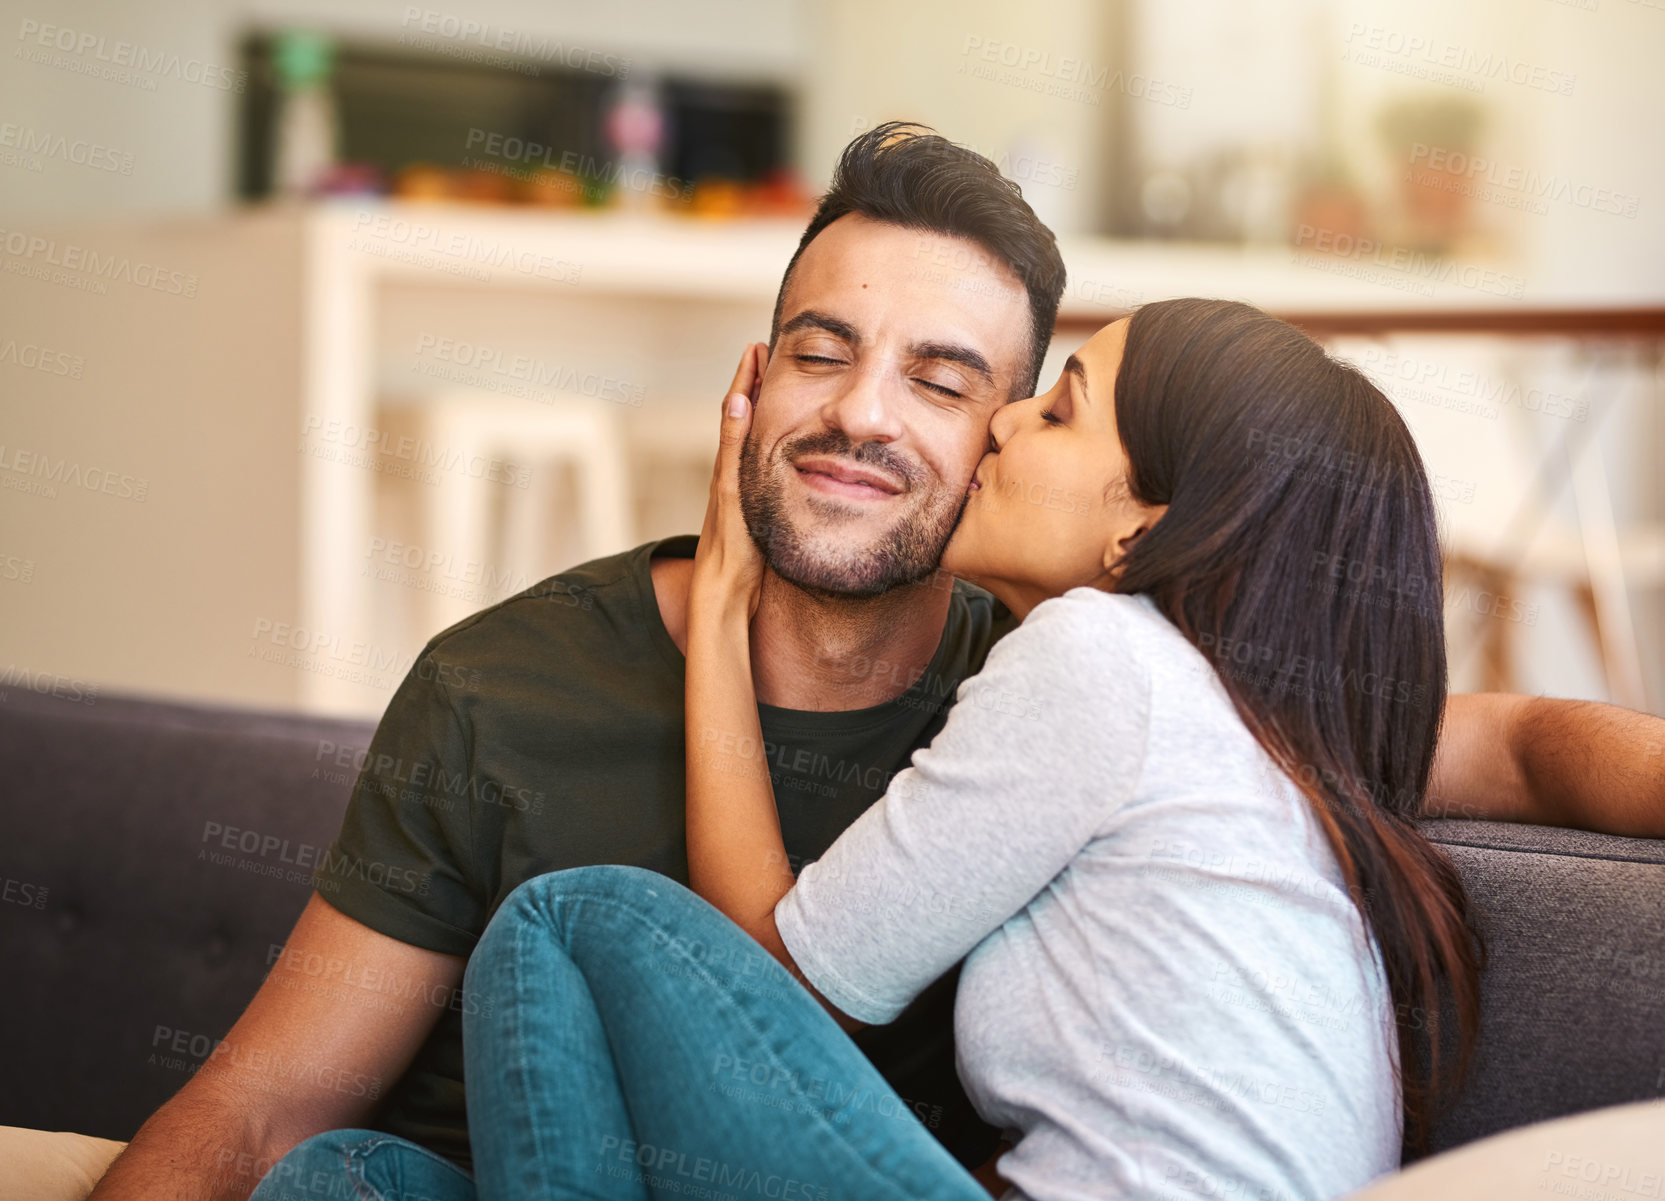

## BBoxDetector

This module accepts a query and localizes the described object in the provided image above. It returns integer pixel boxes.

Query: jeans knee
[250,1128,473,1200]
[471,865,666,980]
[504,865,664,926]
[246,1128,376,1197]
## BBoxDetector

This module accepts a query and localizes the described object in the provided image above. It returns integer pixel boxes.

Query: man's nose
[820,361,904,445]
[987,397,1018,451]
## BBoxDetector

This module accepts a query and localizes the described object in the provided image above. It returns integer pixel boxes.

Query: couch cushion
[1348,1098,1665,1200]
[1418,819,1665,1157]
[0,688,375,1140]
[0,1126,127,1201]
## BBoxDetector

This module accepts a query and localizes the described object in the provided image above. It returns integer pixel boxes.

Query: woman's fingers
[709,392,750,521]
[712,344,762,494]
[720,390,749,446]
[726,342,761,409]
[749,341,767,405]
[700,345,758,543]
[694,346,766,616]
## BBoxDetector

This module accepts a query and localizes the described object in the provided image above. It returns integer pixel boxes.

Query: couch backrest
[1417,819,1665,1157]
[2,689,1662,1156]
[0,688,375,1140]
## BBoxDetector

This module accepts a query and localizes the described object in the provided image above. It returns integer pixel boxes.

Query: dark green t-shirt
[312,534,1017,1171]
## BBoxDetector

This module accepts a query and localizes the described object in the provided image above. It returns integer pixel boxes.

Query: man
[90,123,1665,1200]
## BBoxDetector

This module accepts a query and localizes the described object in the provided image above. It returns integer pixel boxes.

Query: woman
[459,300,1482,1200]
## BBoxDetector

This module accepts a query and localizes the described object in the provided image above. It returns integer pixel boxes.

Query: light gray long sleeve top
[775,589,1401,1201]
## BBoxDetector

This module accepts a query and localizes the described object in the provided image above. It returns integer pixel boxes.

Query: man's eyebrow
[911,341,995,387]
[777,309,860,344]
[1065,353,1090,401]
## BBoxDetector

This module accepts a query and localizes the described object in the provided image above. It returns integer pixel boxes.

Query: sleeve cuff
[312,870,479,959]
[774,890,907,1026]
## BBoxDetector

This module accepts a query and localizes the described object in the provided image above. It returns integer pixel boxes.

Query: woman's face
[941,318,1166,618]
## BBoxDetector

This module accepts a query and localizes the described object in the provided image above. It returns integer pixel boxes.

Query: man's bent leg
[463,864,990,1201]
[248,1129,474,1201]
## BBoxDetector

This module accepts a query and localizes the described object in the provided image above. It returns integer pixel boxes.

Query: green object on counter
[274,30,334,90]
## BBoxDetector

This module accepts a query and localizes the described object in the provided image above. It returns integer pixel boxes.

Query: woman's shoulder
[1018,589,1184,664]
[969,590,1180,716]
[1023,589,1237,719]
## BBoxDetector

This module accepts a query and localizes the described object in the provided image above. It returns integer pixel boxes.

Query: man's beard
[737,427,966,598]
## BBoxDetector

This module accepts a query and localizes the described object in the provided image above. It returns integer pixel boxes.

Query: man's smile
[793,455,905,501]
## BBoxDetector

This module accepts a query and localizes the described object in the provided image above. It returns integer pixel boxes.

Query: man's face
[740,214,1032,597]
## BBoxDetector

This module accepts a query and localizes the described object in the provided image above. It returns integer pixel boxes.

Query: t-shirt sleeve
[775,591,1154,1025]
[311,650,484,957]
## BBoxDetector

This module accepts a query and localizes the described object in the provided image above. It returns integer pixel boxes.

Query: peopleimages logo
[1341,23,1576,95]
[0,663,98,704]
[346,211,583,286]
[412,331,646,407]
[398,9,630,78]
[14,19,246,92]
[957,35,1193,108]
[0,123,134,174]
[0,338,85,378]
[0,443,150,502]
[299,413,531,489]
[0,227,199,297]
[1356,346,1590,423]
[463,129,692,202]
[1408,143,1640,219]
[1292,225,1526,299]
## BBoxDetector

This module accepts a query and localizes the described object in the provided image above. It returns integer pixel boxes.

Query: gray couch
[2,686,1662,1162]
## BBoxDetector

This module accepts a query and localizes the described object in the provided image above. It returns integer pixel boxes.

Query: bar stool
[376,393,633,636]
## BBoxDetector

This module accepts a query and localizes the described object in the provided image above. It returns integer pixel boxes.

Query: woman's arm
[769,594,1152,1027]
[684,350,1152,1032]
[683,345,833,1004]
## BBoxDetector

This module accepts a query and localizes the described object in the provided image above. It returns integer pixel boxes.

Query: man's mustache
[773,430,926,493]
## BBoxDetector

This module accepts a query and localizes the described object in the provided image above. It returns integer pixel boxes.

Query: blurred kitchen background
[1,0,1661,718]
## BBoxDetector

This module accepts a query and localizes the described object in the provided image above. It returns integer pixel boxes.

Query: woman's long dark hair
[1111,299,1482,1151]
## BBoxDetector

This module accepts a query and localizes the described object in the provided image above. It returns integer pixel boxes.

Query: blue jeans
[247,1127,474,1200]
[254,866,989,1200]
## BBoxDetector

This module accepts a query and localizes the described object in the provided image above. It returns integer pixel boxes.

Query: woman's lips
[794,457,903,500]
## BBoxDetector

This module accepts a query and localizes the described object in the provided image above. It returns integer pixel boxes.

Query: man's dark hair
[770,121,1067,398]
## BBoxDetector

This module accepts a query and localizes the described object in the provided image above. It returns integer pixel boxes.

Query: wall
[798,0,1111,236]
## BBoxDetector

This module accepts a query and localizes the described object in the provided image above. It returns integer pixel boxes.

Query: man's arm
[88,894,464,1201]
[1426,693,1665,838]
